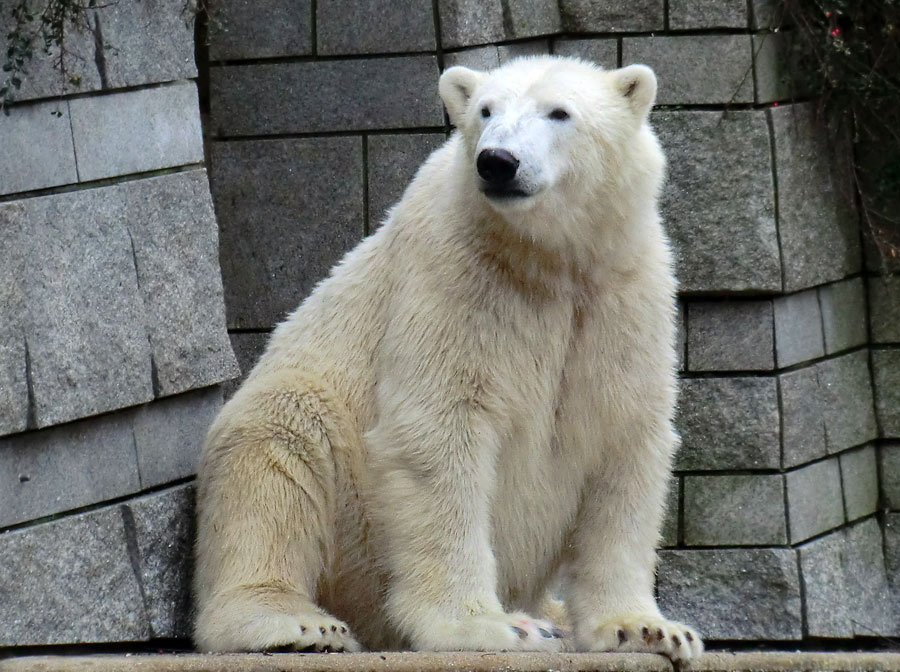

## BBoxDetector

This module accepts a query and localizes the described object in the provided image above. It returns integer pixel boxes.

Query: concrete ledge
[3,652,900,672]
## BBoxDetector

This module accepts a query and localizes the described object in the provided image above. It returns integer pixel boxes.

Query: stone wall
[0,0,237,645]
[0,0,898,651]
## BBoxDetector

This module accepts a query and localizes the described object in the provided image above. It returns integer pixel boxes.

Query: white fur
[193,56,703,661]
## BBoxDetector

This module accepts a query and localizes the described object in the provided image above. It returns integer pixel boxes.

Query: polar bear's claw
[581,614,703,662]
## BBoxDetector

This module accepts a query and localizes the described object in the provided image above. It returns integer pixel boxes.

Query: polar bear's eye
[480,106,491,119]
[548,108,570,121]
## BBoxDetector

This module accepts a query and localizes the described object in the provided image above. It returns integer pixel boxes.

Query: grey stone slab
[773,289,824,368]
[0,100,77,195]
[819,278,867,354]
[211,138,365,329]
[123,170,239,397]
[132,387,223,489]
[798,530,853,638]
[126,485,196,638]
[661,476,680,548]
[657,549,802,640]
[209,0,312,60]
[882,443,900,510]
[222,332,270,399]
[771,104,861,292]
[668,0,746,28]
[676,301,685,373]
[210,57,443,136]
[0,202,28,436]
[683,474,786,546]
[552,39,618,68]
[22,186,155,427]
[498,40,551,64]
[69,83,204,182]
[786,458,844,543]
[844,519,898,636]
[368,133,445,226]
[559,0,663,32]
[442,47,501,71]
[675,377,780,471]
[654,110,780,293]
[623,36,753,105]
[506,0,561,39]
[686,300,774,371]
[779,366,827,468]
[0,412,140,528]
[438,0,505,48]
[2,0,196,103]
[818,351,877,452]
[754,32,794,103]
[0,506,149,645]
[885,513,900,610]
[873,349,900,438]
[750,0,779,28]
[840,445,878,521]
[317,0,435,55]
[868,275,900,344]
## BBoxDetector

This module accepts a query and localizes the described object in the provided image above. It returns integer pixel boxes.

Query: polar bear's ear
[614,64,657,118]
[439,66,485,127]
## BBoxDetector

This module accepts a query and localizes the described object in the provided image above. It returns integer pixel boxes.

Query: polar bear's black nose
[477,149,519,185]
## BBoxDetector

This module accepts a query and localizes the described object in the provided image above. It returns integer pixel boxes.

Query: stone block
[785,458,844,543]
[675,377,780,470]
[0,203,28,437]
[657,549,802,640]
[676,301,685,372]
[552,38,618,68]
[210,57,443,136]
[132,387,223,489]
[211,138,365,329]
[686,300,774,371]
[773,289,824,368]
[223,332,270,399]
[123,170,240,397]
[873,349,900,438]
[623,36,753,105]
[0,100,77,196]
[504,0,561,39]
[839,445,878,521]
[819,278,867,354]
[209,0,312,60]
[798,530,853,637]
[751,0,779,28]
[770,104,861,292]
[882,443,900,510]
[779,366,826,468]
[818,351,877,451]
[653,110,779,293]
[69,83,204,182]
[0,412,140,528]
[443,47,501,71]
[317,0,435,55]
[668,0,746,28]
[843,520,897,635]
[754,32,794,103]
[22,187,155,427]
[869,275,900,344]
[559,0,663,32]
[498,40,551,64]
[885,513,900,603]
[368,134,445,226]
[126,485,195,638]
[683,474,786,546]
[0,506,149,645]
[2,0,196,103]
[438,0,505,49]
[661,477,680,547]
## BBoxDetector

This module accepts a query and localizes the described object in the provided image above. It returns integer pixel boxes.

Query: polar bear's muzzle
[476,148,530,199]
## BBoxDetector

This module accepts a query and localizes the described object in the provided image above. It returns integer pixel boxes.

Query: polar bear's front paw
[579,614,703,661]
[416,611,567,652]
[264,610,363,653]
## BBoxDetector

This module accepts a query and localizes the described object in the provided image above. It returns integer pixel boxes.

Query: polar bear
[193,56,702,661]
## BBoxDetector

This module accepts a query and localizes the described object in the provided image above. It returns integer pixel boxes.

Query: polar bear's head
[438,56,663,233]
